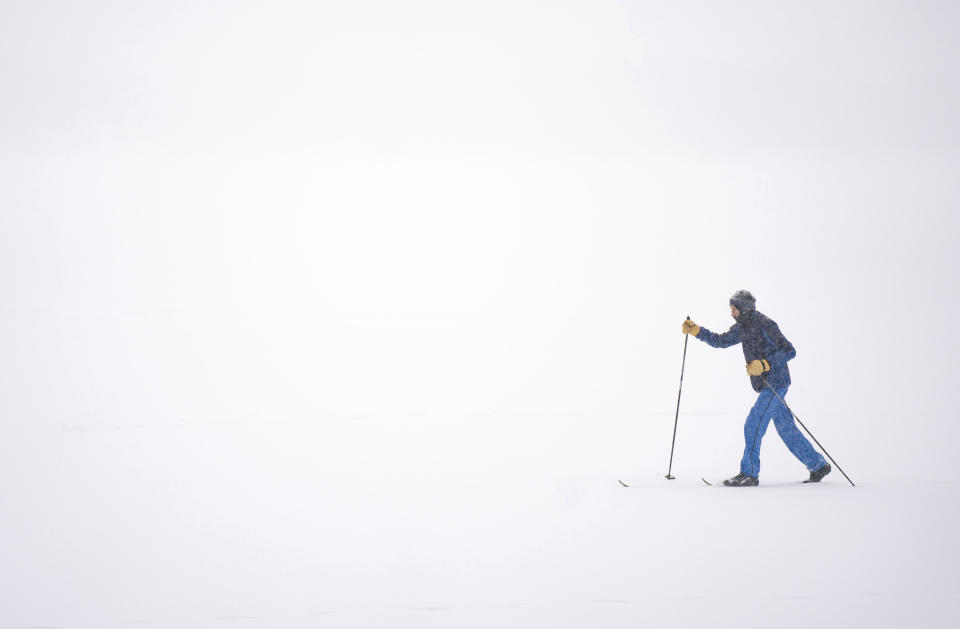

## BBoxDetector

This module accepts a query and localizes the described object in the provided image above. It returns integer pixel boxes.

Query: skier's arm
[761,320,796,366]
[695,324,741,349]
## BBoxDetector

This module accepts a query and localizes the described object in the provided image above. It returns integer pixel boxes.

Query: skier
[681,290,832,487]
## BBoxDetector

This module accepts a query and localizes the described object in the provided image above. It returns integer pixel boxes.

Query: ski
[618,480,629,487]
[701,477,712,485]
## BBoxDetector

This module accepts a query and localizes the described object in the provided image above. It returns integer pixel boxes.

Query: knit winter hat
[730,290,756,312]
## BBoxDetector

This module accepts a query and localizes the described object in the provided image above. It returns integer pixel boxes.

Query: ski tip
[701,477,712,486]
[618,480,629,487]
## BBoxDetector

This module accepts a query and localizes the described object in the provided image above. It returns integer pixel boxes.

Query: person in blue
[682,290,832,486]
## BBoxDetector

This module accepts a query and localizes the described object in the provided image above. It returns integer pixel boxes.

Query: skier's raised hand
[681,319,700,336]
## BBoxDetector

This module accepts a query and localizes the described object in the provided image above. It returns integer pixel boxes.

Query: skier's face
[730,305,740,319]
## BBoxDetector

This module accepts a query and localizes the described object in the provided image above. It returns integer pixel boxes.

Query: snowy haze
[2,1,959,627]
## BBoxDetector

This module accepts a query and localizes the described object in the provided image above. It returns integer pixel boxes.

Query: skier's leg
[769,386,828,471]
[739,389,777,477]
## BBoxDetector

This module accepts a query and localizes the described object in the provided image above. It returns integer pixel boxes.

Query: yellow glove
[681,319,700,336]
[746,359,771,376]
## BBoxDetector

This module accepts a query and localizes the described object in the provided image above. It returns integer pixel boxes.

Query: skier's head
[729,290,756,320]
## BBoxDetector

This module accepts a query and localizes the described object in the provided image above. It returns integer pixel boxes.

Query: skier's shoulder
[754,311,792,342]
[754,311,778,328]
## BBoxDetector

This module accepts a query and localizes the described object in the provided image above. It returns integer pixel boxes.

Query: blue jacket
[695,311,796,392]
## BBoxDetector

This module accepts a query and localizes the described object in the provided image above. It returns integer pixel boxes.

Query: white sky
[1,1,959,627]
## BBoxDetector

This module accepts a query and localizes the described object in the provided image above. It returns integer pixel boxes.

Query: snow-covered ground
[3,407,958,628]
[3,2,960,627]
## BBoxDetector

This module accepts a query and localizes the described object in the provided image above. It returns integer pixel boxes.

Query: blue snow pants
[740,385,827,478]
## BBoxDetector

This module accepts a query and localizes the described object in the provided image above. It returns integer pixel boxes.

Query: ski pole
[666,316,691,480]
[763,379,856,487]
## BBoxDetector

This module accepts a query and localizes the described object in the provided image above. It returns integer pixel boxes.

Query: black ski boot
[723,473,759,487]
[803,463,832,483]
